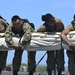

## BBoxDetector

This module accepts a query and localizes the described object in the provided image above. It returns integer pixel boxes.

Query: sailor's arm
[61,29,71,46]
[5,25,14,45]
[37,25,46,32]
[20,23,31,46]
[56,19,64,32]
[61,29,75,50]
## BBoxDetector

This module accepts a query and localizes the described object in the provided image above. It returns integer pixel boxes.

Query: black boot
[0,68,2,75]
[58,70,62,75]
[13,71,18,75]
[48,70,52,75]
[28,72,33,75]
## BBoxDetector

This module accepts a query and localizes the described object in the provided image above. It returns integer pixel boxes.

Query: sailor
[61,14,75,75]
[37,13,65,75]
[0,16,8,75]
[5,15,32,75]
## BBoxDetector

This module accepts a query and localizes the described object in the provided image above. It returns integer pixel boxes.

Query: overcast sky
[0,0,75,67]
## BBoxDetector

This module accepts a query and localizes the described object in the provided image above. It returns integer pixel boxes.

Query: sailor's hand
[69,43,75,50]
[11,43,21,50]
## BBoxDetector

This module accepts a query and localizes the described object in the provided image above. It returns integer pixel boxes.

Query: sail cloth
[0,31,75,51]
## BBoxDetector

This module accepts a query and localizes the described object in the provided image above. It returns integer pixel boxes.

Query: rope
[28,51,47,75]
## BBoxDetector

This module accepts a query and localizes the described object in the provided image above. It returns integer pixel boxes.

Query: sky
[0,0,75,67]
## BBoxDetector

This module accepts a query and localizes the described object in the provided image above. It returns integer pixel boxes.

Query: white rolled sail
[0,31,75,51]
